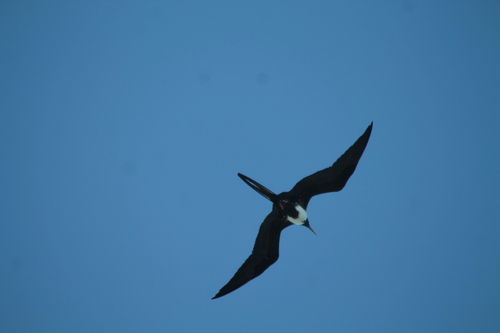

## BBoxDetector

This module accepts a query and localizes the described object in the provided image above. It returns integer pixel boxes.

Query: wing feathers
[212,210,290,299]
[290,122,372,201]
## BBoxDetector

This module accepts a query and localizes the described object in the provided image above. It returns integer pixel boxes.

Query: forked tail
[237,173,278,202]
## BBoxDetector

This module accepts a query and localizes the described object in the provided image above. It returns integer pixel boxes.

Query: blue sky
[1,1,499,332]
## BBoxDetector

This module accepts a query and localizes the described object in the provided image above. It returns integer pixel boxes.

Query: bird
[212,122,373,299]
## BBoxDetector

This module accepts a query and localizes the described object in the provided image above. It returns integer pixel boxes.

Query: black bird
[212,123,373,299]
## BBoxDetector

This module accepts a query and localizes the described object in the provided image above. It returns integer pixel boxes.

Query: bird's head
[302,219,316,235]
[283,202,316,235]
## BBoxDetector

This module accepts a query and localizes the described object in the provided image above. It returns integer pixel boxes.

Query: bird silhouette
[212,122,373,299]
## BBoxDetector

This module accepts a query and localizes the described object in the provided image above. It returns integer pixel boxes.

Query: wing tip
[366,121,373,134]
[212,289,228,299]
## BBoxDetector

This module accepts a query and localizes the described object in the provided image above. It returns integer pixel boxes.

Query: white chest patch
[287,205,308,225]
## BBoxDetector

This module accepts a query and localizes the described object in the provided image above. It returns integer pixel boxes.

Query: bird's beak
[238,173,278,202]
[303,220,317,235]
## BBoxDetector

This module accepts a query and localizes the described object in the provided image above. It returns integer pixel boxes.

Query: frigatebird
[212,122,373,299]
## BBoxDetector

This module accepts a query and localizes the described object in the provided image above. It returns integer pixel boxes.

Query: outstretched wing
[212,210,291,299]
[290,122,373,208]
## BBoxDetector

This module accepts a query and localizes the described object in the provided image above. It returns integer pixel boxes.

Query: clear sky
[1,1,499,332]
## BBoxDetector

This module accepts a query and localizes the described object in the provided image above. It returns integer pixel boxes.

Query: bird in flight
[212,123,373,299]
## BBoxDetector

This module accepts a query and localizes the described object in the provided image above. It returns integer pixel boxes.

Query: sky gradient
[1,1,499,332]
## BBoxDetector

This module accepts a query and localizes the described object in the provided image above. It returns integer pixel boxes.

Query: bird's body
[212,123,373,299]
